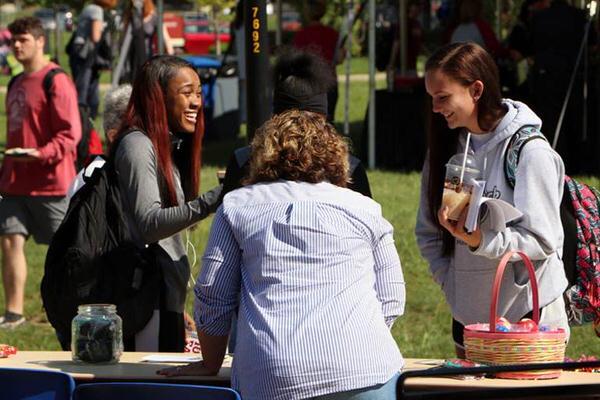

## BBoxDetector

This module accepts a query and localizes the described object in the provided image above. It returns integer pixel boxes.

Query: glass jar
[71,304,123,364]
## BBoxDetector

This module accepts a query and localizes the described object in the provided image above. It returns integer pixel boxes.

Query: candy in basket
[464,251,567,379]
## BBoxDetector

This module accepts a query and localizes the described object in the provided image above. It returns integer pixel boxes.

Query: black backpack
[41,158,161,350]
[7,68,97,170]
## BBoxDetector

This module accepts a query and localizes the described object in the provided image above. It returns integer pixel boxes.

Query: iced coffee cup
[442,153,480,221]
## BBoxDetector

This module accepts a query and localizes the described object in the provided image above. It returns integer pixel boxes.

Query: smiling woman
[416,42,569,359]
[108,55,222,352]
[165,67,203,134]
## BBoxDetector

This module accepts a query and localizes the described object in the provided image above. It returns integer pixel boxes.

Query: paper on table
[141,354,203,363]
[465,179,523,232]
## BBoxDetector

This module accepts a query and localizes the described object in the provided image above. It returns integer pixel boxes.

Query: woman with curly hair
[159,109,405,400]
[219,48,372,203]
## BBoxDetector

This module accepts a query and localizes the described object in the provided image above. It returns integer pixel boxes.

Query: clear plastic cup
[442,153,481,221]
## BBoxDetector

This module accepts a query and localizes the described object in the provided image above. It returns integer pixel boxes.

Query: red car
[184,20,231,55]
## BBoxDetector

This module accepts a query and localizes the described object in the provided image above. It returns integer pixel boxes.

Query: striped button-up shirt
[195,180,405,400]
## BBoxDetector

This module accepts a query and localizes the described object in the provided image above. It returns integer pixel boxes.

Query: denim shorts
[311,373,400,400]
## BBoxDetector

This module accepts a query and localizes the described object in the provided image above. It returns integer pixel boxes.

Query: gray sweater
[416,100,568,325]
[114,131,209,313]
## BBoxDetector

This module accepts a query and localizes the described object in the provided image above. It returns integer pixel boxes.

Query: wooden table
[401,359,600,399]
[0,351,231,385]
[1,352,599,397]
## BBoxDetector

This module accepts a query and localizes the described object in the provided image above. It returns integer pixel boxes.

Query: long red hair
[114,56,204,207]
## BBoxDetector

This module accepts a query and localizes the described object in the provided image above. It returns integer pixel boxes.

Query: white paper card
[465,179,523,232]
[140,354,203,363]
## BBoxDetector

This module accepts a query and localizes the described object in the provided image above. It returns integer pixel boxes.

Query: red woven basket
[464,251,567,379]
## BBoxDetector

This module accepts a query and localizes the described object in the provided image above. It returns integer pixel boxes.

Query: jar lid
[78,304,117,313]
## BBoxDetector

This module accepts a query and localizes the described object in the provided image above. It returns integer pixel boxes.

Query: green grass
[336,56,371,76]
[0,79,598,360]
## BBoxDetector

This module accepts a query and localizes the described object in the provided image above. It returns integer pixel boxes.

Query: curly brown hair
[245,110,350,187]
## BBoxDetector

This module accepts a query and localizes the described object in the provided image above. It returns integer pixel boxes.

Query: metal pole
[496,0,501,39]
[276,0,282,47]
[245,0,271,141]
[399,0,407,75]
[368,0,376,169]
[53,5,61,62]
[112,25,132,87]
[583,25,588,141]
[157,0,164,55]
[344,0,354,137]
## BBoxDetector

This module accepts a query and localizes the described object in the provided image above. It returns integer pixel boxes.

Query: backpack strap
[7,72,24,94]
[42,68,67,99]
[503,125,547,189]
[7,67,66,99]
[234,146,251,168]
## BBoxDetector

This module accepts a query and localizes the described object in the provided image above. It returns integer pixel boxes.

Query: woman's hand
[438,205,482,249]
[156,361,218,377]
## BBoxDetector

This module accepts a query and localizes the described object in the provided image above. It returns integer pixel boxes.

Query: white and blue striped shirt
[194,180,405,400]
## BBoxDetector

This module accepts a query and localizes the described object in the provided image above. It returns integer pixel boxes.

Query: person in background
[503,0,550,101]
[159,108,405,400]
[528,0,597,174]
[111,55,221,351]
[68,0,117,119]
[386,0,423,81]
[416,42,569,358]
[447,0,502,57]
[121,0,174,83]
[0,17,81,328]
[67,84,132,200]
[219,49,372,205]
[0,27,11,75]
[293,0,340,122]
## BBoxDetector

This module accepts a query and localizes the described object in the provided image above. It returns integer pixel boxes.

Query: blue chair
[0,367,75,400]
[73,382,241,400]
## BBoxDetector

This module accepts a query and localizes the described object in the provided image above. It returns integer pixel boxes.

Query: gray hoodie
[416,99,568,325]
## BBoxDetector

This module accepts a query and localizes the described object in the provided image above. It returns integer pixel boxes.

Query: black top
[219,146,372,205]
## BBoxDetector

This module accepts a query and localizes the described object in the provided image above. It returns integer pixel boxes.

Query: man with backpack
[0,17,81,328]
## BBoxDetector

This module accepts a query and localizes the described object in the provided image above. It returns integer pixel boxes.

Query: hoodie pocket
[454,268,496,323]
[453,244,496,272]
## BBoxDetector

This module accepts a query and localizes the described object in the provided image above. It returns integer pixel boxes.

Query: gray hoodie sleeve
[415,158,451,287]
[472,146,564,261]
[115,132,210,244]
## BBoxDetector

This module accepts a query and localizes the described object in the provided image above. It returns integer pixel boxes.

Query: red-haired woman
[111,55,221,351]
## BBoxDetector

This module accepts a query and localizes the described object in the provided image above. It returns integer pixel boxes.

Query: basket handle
[489,251,539,332]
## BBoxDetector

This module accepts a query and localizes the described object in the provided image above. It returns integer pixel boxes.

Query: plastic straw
[459,132,471,185]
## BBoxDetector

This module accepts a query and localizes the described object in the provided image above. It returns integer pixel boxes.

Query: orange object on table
[0,344,18,358]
